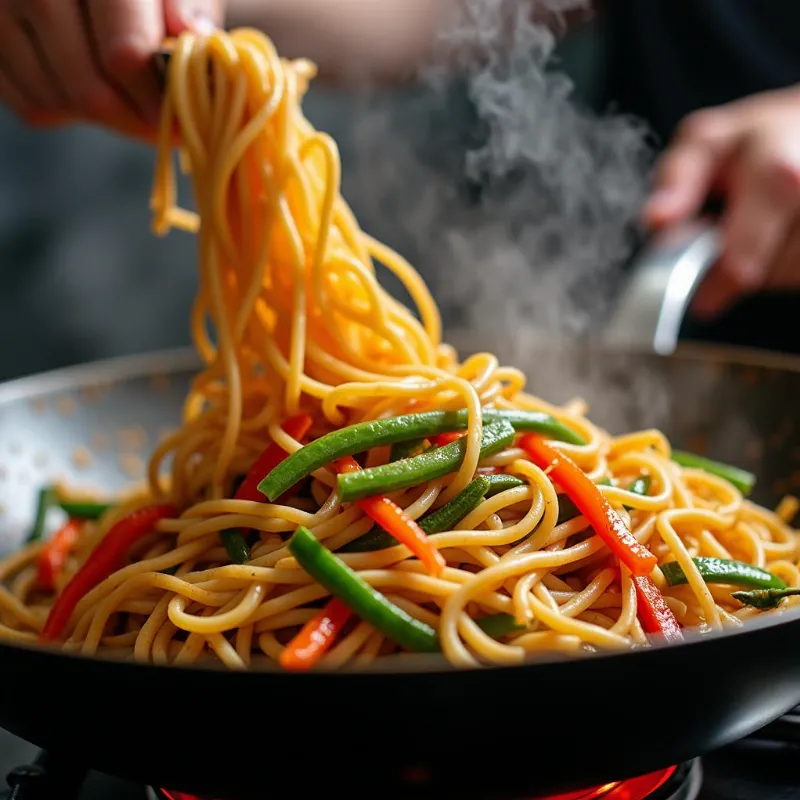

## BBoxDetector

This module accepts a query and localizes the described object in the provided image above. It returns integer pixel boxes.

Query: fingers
[0,4,66,114]
[764,215,800,291]
[642,109,737,229]
[164,0,225,35]
[81,0,166,124]
[692,135,800,318]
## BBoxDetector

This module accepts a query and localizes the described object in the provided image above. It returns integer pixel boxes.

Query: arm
[226,0,597,85]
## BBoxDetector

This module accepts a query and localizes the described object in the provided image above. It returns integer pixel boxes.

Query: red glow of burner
[543,765,678,799]
[160,765,679,800]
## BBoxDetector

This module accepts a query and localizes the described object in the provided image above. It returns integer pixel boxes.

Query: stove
[2,711,799,799]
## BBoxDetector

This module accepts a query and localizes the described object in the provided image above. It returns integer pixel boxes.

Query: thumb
[164,0,225,36]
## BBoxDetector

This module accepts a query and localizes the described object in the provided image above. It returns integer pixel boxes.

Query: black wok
[0,339,798,798]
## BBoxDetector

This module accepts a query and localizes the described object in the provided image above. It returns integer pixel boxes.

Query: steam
[327,0,653,343]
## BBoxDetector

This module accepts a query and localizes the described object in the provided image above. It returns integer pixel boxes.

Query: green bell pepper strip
[483,474,525,496]
[27,487,54,542]
[670,450,755,496]
[56,498,112,520]
[661,557,786,590]
[222,532,251,564]
[341,476,491,553]
[288,526,440,653]
[732,587,800,610]
[337,421,515,503]
[258,409,584,501]
[475,612,526,638]
[389,439,428,462]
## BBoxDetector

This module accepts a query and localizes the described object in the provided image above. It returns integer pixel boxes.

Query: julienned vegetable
[335,456,445,575]
[475,612,525,639]
[483,474,525,496]
[223,414,313,564]
[337,421,515,502]
[661,557,786,590]
[28,486,54,543]
[341,476,491,553]
[671,450,756,496]
[732,587,800,610]
[56,498,111,520]
[521,435,658,577]
[40,504,177,642]
[279,597,353,670]
[37,519,81,591]
[258,408,585,501]
[633,575,683,642]
[288,526,440,653]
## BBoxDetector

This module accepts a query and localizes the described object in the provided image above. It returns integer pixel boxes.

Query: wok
[0,337,797,798]
[0,221,799,798]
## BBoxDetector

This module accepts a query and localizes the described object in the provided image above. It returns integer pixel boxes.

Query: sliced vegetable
[661,557,786,591]
[221,532,251,566]
[671,450,756,496]
[389,438,427,462]
[236,414,313,502]
[732,587,800,610]
[258,408,585,501]
[557,478,608,526]
[520,435,658,577]
[287,526,440,653]
[37,520,81,591]
[475,612,525,639]
[56,498,111,521]
[633,575,683,642]
[28,487,54,543]
[279,597,353,670]
[483,474,525,497]
[341,476,491,553]
[625,476,651,504]
[432,431,465,447]
[337,420,515,502]
[223,414,313,564]
[40,504,177,642]
[336,456,445,575]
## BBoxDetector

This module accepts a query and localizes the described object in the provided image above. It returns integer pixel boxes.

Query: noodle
[0,28,797,670]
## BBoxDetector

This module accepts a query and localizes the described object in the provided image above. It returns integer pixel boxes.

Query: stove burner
[151,759,702,800]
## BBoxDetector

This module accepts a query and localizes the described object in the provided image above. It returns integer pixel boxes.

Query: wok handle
[603,219,720,355]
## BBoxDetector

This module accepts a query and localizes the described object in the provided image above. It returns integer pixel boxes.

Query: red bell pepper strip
[37,519,82,592]
[520,434,658,577]
[279,597,353,670]
[40,504,176,642]
[238,414,313,502]
[633,575,684,643]
[222,414,314,564]
[335,456,445,576]
[432,431,465,447]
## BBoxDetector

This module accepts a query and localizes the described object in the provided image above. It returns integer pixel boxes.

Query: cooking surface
[0,728,799,799]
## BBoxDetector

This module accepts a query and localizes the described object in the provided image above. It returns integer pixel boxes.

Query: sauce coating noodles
[0,29,797,669]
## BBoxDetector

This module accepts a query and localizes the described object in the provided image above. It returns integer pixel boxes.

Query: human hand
[642,86,800,320]
[0,0,224,135]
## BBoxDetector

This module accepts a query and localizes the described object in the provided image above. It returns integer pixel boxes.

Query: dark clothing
[606,0,800,146]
